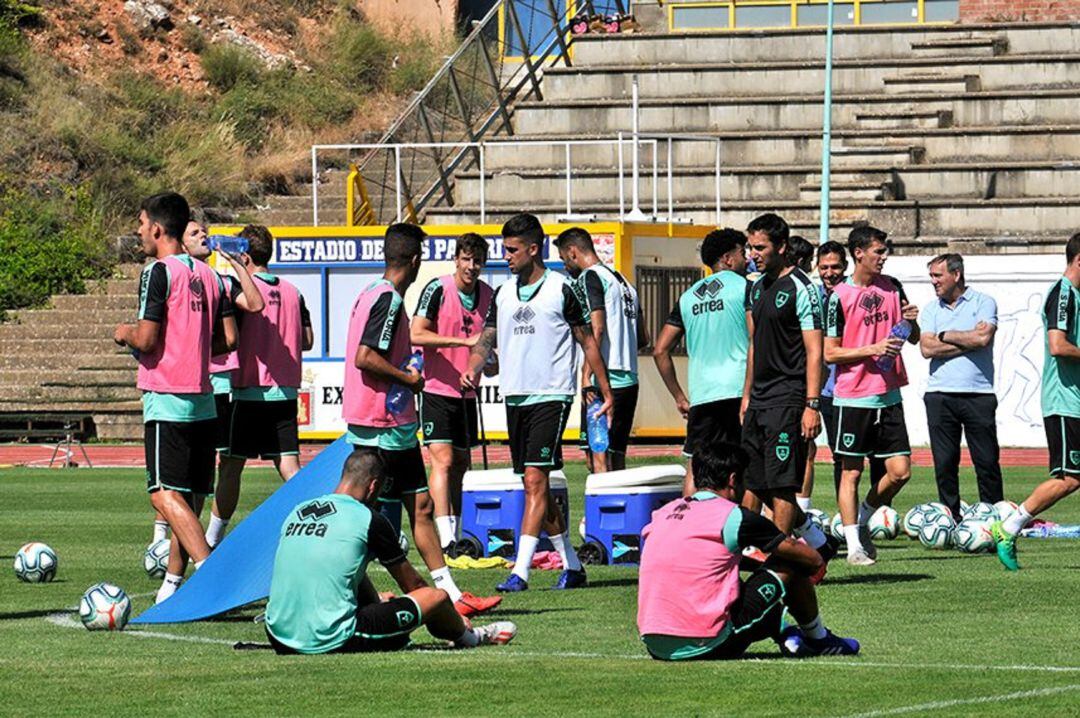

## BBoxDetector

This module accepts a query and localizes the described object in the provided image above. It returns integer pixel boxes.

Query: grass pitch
[2,460,1080,717]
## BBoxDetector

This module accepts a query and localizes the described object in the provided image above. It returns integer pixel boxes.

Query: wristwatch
[806,398,821,410]
[937,331,947,343]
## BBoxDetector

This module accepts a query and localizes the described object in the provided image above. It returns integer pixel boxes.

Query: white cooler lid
[585,464,686,495]
[463,468,567,492]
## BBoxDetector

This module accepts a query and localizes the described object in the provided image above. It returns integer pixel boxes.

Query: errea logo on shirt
[691,278,725,315]
[693,278,723,299]
[284,500,336,538]
[512,306,536,335]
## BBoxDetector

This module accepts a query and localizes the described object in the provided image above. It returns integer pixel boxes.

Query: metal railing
[311,0,628,225]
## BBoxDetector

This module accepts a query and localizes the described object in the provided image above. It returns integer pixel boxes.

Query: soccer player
[113,192,235,603]
[554,227,646,473]
[205,225,314,549]
[816,242,887,498]
[991,232,1080,570]
[653,228,749,496]
[824,226,919,565]
[462,213,613,592]
[346,223,499,616]
[410,232,494,553]
[265,448,516,654]
[741,214,828,557]
[637,442,859,661]
[787,235,814,274]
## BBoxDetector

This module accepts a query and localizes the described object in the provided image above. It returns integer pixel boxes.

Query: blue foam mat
[132,436,353,624]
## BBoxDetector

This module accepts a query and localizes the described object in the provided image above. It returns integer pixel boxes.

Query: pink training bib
[831,276,909,399]
[210,273,239,374]
[423,274,493,398]
[235,275,304,390]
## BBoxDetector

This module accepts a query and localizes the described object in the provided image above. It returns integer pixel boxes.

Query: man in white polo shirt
[919,253,1002,520]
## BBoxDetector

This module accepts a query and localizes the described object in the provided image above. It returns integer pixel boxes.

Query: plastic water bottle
[208,235,249,255]
[1020,524,1080,539]
[386,351,423,415]
[586,396,609,454]
[875,320,912,372]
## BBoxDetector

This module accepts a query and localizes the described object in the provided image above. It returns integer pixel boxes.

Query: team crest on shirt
[540,447,552,458]
[757,583,778,602]
[775,445,790,462]
[842,433,855,449]
[424,422,434,436]
[1070,450,1080,466]
[395,610,414,627]
[774,290,790,309]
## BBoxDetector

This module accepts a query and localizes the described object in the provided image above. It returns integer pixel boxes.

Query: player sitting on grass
[265,448,516,655]
[637,442,859,660]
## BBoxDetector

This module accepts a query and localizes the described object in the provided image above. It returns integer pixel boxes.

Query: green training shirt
[1042,276,1080,419]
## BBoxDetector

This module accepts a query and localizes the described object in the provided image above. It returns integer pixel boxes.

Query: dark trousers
[821,397,886,497]
[924,392,1004,518]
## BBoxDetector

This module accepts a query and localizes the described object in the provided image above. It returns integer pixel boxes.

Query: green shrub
[331,22,391,92]
[201,43,263,92]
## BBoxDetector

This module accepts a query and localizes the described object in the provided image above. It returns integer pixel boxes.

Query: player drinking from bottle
[824,226,919,566]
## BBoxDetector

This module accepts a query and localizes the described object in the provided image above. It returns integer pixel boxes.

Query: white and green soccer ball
[902,506,927,539]
[962,502,998,523]
[806,509,830,534]
[994,500,1019,520]
[830,513,846,544]
[959,499,970,515]
[78,582,131,631]
[918,512,956,550]
[954,519,994,554]
[143,539,170,579]
[926,502,953,519]
[14,542,58,583]
[868,506,900,540]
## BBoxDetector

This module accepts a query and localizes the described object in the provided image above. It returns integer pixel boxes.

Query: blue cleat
[496,573,528,592]
[553,568,588,590]
[801,630,860,657]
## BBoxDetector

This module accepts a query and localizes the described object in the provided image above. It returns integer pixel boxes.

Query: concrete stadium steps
[568,23,1080,66]
[512,88,1080,135]
[0,369,134,386]
[425,196,1080,237]
[541,54,1080,102]
[0,385,142,402]
[909,36,1009,57]
[0,323,124,340]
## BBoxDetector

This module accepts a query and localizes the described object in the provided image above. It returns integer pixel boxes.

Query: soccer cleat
[857,525,877,559]
[496,574,528,592]
[800,630,860,657]
[990,521,1020,571]
[846,548,876,566]
[454,592,502,617]
[470,620,517,647]
[553,568,588,590]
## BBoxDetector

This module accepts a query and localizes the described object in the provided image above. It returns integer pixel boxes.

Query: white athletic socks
[796,496,812,512]
[205,514,229,548]
[512,535,540,581]
[431,566,463,603]
[799,614,827,641]
[843,525,864,552]
[794,517,827,550]
[857,501,875,525]
[193,559,205,570]
[1002,503,1034,536]
[549,532,582,572]
[455,627,480,648]
[435,516,459,550]
[156,573,183,604]
[152,520,169,543]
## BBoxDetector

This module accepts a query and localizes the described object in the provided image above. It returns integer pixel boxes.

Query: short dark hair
[501,213,545,246]
[928,253,964,281]
[787,235,814,272]
[817,241,847,264]
[746,213,790,248]
[239,224,274,265]
[554,227,595,253]
[701,228,746,267]
[140,192,190,241]
[1068,231,1080,264]
[455,232,489,262]
[384,223,426,268]
[340,448,386,486]
[847,225,889,256]
[690,442,749,493]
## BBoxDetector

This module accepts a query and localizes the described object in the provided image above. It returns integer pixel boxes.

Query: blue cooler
[581,465,685,565]
[460,469,569,558]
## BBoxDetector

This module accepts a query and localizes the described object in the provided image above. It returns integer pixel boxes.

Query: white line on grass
[835,683,1080,718]
[45,611,238,645]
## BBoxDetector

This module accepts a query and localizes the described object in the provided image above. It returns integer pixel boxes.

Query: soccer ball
[901,506,926,539]
[959,499,970,515]
[806,509,830,534]
[143,539,170,579]
[918,512,956,550]
[962,502,998,522]
[78,582,131,631]
[954,519,994,553]
[829,513,846,544]
[994,500,1019,520]
[14,542,58,583]
[926,502,953,519]
[868,506,900,540]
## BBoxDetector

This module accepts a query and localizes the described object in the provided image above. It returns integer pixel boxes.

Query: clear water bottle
[875,320,912,372]
[586,396,609,454]
[386,351,423,415]
[208,235,249,255]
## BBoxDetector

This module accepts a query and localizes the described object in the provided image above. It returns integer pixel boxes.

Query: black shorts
[373,444,429,501]
[214,393,232,453]
[644,569,785,661]
[506,400,573,476]
[683,398,742,457]
[226,398,300,459]
[579,384,639,455]
[831,402,911,459]
[420,392,479,450]
[1045,414,1080,477]
[145,419,216,495]
[742,404,807,492]
[267,595,422,655]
